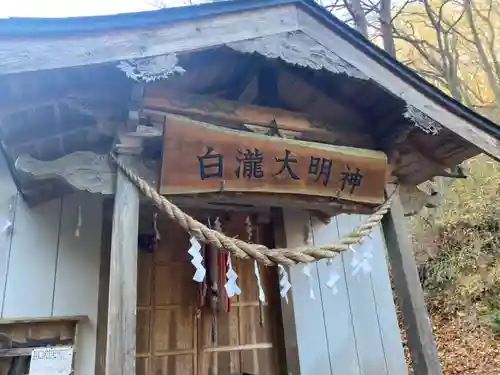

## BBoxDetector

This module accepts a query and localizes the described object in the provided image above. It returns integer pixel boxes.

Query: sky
[0,0,190,18]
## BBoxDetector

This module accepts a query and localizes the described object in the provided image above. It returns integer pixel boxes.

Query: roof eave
[294,0,500,141]
[0,0,497,160]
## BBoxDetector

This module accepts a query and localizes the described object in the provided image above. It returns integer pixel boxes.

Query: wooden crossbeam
[142,87,374,148]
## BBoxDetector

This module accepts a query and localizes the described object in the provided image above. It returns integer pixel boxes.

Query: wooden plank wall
[282,209,408,375]
[0,153,103,375]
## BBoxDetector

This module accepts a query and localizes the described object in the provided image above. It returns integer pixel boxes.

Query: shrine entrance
[136,212,284,375]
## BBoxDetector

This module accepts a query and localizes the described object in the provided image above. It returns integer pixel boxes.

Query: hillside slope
[404,154,500,374]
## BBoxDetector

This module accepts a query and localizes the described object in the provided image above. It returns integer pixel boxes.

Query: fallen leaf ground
[399,313,500,374]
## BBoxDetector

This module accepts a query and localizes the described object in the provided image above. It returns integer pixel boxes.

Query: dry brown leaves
[434,317,500,375]
[400,314,500,375]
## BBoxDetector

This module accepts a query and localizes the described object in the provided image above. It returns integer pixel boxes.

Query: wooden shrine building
[0,1,499,374]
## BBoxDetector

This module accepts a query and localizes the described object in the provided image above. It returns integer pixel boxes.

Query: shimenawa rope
[109,152,395,266]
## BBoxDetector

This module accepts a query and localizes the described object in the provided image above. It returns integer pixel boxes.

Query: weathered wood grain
[399,184,441,217]
[14,150,376,215]
[382,190,442,375]
[0,319,77,349]
[15,151,158,196]
[52,193,103,375]
[95,211,112,375]
[298,11,500,162]
[281,209,409,375]
[134,217,281,374]
[367,223,409,375]
[312,214,361,375]
[2,197,61,318]
[281,209,332,375]
[0,151,103,374]
[161,115,388,205]
[271,208,301,375]
[0,347,36,357]
[105,154,140,375]
[143,87,373,148]
[227,31,366,79]
[0,315,87,325]
[0,153,17,318]
[0,5,298,75]
[15,148,433,216]
[336,213,388,375]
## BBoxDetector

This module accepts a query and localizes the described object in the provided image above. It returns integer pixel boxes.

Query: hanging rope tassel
[215,217,230,312]
[219,251,229,312]
[206,218,220,341]
[153,212,161,242]
[246,216,266,304]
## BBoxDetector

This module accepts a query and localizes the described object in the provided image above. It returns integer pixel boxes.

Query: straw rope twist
[109,152,395,266]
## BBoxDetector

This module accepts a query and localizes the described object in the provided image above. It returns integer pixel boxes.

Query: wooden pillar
[382,192,442,375]
[105,153,140,375]
[271,208,301,375]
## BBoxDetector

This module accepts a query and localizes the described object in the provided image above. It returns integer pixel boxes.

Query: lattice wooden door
[136,217,282,375]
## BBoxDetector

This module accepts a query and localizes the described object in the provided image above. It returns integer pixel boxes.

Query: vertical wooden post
[105,153,140,375]
[382,192,442,375]
[271,208,301,375]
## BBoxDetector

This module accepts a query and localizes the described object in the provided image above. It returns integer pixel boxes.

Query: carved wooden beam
[142,87,374,148]
[399,182,442,217]
[15,151,158,195]
[390,143,468,186]
[116,125,163,155]
[12,150,369,216]
[226,31,367,80]
[15,150,436,217]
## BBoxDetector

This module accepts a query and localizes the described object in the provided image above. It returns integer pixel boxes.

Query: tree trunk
[345,0,369,38]
[380,0,396,56]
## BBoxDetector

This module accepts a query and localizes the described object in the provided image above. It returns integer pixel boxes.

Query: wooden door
[137,217,282,375]
[137,223,198,375]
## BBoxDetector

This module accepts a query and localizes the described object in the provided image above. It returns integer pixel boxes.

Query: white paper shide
[351,236,374,277]
[188,236,206,282]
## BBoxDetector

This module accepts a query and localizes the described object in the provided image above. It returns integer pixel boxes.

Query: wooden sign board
[160,116,388,205]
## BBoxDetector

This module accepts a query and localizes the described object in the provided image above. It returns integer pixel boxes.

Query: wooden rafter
[0,90,125,118]
[142,87,374,148]
[298,11,500,161]
[0,3,495,163]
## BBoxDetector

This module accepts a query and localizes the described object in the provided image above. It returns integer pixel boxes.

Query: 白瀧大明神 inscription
[198,146,364,195]
[161,117,387,205]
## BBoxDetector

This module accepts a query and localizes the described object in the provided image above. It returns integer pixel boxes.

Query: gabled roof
[0,0,498,161]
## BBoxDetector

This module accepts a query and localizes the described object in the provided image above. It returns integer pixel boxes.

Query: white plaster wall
[283,209,408,375]
[0,153,102,375]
